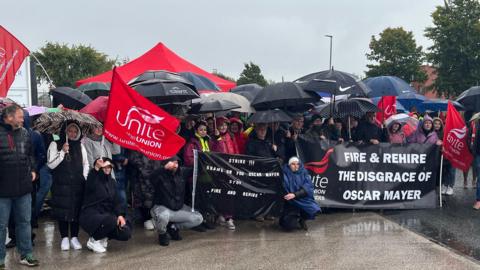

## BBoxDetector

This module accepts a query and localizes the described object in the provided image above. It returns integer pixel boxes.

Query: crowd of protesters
[2,100,480,269]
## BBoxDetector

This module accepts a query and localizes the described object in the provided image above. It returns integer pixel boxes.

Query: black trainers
[19,254,39,267]
[5,239,15,249]
[158,233,170,246]
[191,225,207,232]
[167,224,182,241]
[299,219,308,231]
[203,221,215,230]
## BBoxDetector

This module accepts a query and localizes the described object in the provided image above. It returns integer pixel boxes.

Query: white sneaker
[100,238,108,249]
[87,237,106,253]
[226,219,236,230]
[144,219,155,231]
[217,215,226,226]
[70,237,82,250]
[441,185,447,195]
[61,237,70,251]
[446,186,454,195]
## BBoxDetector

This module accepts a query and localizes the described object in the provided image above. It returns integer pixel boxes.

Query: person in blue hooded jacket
[279,156,321,231]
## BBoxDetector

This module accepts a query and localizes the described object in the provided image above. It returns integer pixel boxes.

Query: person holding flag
[442,102,474,200]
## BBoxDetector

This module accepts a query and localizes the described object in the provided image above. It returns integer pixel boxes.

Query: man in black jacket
[356,112,387,145]
[150,156,203,246]
[0,104,39,268]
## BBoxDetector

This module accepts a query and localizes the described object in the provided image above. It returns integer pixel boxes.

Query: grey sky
[2,0,441,83]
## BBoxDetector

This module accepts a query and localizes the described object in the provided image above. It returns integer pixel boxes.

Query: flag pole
[439,154,444,208]
[30,54,55,88]
[192,149,198,212]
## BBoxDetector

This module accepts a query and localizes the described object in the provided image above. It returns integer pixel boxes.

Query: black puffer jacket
[151,166,187,211]
[0,120,35,197]
[49,122,87,222]
[129,151,163,209]
[80,169,124,235]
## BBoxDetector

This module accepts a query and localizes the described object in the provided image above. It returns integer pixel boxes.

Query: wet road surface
[4,211,479,270]
[383,173,480,263]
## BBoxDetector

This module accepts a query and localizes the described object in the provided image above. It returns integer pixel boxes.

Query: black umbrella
[316,98,380,119]
[189,98,241,114]
[50,87,92,110]
[457,86,480,111]
[77,82,110,99]
[251,82,319,111]
[131,79,200,105]
[247,109,292,124]
[295,69,370,97]
[230,83,263,102]
[129,70,195,88]
[179,72,221,92]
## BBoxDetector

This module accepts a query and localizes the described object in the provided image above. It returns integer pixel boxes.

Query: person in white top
[47,121,89,251]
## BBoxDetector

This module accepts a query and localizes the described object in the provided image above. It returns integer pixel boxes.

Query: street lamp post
[325,35,333,70]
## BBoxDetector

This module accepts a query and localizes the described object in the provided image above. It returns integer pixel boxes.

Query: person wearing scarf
[80,157,131,253]
[279,157,321,232]
[47,121,89,251]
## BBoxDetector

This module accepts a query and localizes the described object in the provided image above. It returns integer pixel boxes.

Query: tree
[212,70,236,82]
[236,62,268,86]
[425,0,480,97]
[33,42,117,87]
[366,27,427,84]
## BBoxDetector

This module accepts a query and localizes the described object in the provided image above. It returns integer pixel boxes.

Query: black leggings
[279,203,308,231]
[91,216,131,241]
[58,221,79,238]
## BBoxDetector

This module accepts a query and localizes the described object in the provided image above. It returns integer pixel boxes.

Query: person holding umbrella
[356,112,387,145]
[229,118,248,154]
[387,120,406,144]
[47,121,89,251]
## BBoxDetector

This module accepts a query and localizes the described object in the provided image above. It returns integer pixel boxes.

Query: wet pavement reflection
[4,211,479,269]
[383,175,480,262]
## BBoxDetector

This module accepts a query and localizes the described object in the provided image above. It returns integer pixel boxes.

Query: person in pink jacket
[388,121,406,144]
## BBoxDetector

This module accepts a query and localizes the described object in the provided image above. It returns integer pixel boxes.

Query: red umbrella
[79,96,109,122]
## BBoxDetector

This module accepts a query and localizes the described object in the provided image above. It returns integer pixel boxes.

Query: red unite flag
[104,68,185,160]
[376,96,396,124]
[0,26,30,97]
[443,101,473,172]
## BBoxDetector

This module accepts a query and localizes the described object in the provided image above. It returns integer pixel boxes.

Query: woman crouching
[280,157,321,231]
[80,157,131,253]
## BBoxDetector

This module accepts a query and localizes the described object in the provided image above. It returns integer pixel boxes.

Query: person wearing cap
[150,156,203,246]
[47,121,89,251]
[80,157,131,253]
[305,115,326,141]
[279,157,320,232]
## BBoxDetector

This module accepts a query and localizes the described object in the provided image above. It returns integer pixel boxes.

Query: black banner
[195,152,284,218]
[297,136,440,209]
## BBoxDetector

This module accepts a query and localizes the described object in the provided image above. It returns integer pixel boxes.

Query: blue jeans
[0,193,33,262]
[34,164,52,219]
[475,156,480,200]
[116,169,127,209]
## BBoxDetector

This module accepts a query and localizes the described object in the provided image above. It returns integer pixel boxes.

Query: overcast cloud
[2,0,441,82]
